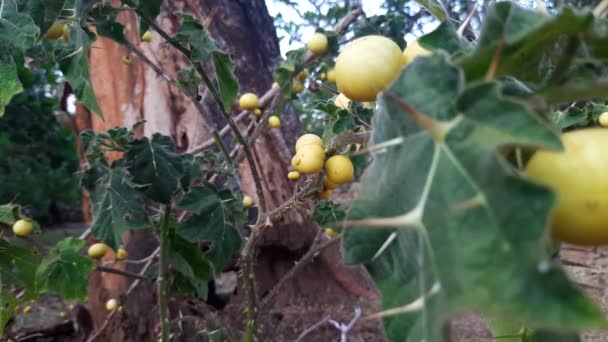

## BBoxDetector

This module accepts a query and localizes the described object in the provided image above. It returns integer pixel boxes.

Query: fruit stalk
[158,204,172,342]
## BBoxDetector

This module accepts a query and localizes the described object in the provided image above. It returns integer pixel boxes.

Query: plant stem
[158,204,172,342]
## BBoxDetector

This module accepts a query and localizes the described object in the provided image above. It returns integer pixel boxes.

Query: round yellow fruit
[254,109,262,117]
[297,69,310,81]
[307,32,328,54]
[45,22,65,41]
[326,69,336,84]
[115,247,128,261]
[23,305,32,314]
[323,177,339,190]
[325,228,338,238]
[272,82,279,89]
[319,72,326,80]
[291,155,298,169]
[288,171,301,181]
[243,195,254,208]
[599,112,608,127]
[293,144,325,174]
[141,30,153,42]
[402,40,431,65]
[526,128,608,245]
[292,80,304,94]
[335,35,404,102]
[105,299,118,311]
[88,243,109,259]
[295,134,323,152]
[13,219,33,237]
[325,155,354,185]
[268,116,281,128]
[62,24,70,43]
[239,93,259,110]
[334,93,351,109]
[319,190,332,199]
[122,56,132,65]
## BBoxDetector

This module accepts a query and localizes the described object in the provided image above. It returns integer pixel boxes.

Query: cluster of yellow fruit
[239,93,280,128]
[289,134,354,198]
[44,22,70,42]
[88,242,128,262]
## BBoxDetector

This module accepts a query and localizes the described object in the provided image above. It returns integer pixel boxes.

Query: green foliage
[36,237,95,301]
[0,239,41,298]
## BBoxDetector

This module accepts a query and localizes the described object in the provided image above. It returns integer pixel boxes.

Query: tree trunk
[77,1,378,340]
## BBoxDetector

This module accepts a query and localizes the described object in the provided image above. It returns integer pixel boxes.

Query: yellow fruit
[88,243,109,259]
[292,80,304,94]
[23,305,32,314]
[105,299,118,311]
[116,247,128,261]
[325,228,338,238]
[323,177,339,190]
[12,219,33,237]
[288,171,301,181]
[239,93,259,110]
[118,306,124,312]
[62,24,70,43]
[334,93,351,109]
[319,190,332,199]
[122,56,132,65]
[254,109,262,117]
[319,72,326,80]
[59,311,66,318]
[291,155,298,169]
[335,35,404,102]
[141,30,153,42]
[243,195,254,208]
[599,112,608,127]
[325,155,354,185]
[45,22,65,41]
[402,40,431,65]
[295,134,323,152]
[297,69,310,81]
[69,304,75,311]
[526,128,608,245]
[307,32,328,54]
[326,69,336,84]
[272,82,279,89]
[293,144,325,174]
[268,116,281,128]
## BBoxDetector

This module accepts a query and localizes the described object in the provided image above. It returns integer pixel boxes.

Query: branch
[95,265,150,281]
[294,316,331,342]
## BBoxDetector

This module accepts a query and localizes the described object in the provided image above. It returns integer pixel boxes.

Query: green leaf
[175,13,217,63]
[36,237,95,301]
[125,133,184,204]
[90,166,149,250]
[95,20,127,44]
[413,0,447,21]
[419,21,472,56]
[0,1,39,50]
[136,0,162,34]
[169,232,212,299]
[312,200,346,227]
[59,50,102,116]
[342,54,603,341]
[0,287,18,337]
[212,51,238,112]
[177,183,222,214]
[24,0,67,36]
[0,203,21,227]
[0,52,23,117]
[0,239,42,297]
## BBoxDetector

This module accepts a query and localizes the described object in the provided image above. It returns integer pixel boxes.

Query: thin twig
[95,265,150,281]
[294,316,331,342]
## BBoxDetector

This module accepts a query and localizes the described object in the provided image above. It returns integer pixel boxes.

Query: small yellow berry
[307,32,328,55]
[325,228,338,238]
[59,311,66,318]
[297,69,310,81]
[141,30,153,42]
[292,80,304,94]
[272,82,279,89]
[88,243,109,259]
[105,299,118,311]
[326,69,336,84]
[115,247,128,261]
[23,305,32,314]
[122,56,132,65]
[13,219,33,237]
[325,155,354,185]
[118,306,124,312]
[254,109,262,117]
[319,72,326,80]
[287,171,301,181]
[243,195,254,208]
[69,304,75,311]
[599,112,608,127]
[268,116,281,128]
[239,93,259,110]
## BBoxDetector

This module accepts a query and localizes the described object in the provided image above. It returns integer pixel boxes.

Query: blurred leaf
[0,2,39,50]
[0,287,18,337]
[36,237,95,301]
[136,0,162,34]
[414,0,447,21]
[342,54,603,341]
[212,51,238,111]
[0,204,21,227]
[313,200,346,226]
[0,239,42,298]
[0,52,23,117]
[175,13,217,63]
[59,52,102,116]
[24,0,67,36]
[169,231,212,299]
[125,133,184,204]
[90,166,149,250]
[420,21,472,56]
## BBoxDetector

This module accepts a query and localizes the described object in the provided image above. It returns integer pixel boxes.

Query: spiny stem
[158,204,172,342]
